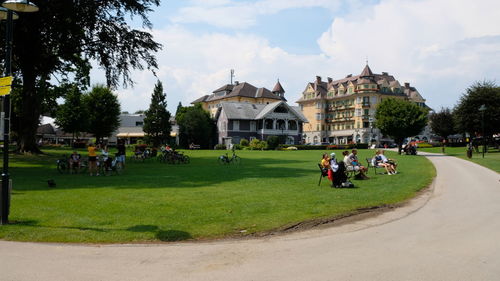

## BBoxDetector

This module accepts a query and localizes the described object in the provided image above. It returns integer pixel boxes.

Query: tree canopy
[176,104,215,148]
[454,81,500,138]
[54,85,88,142]
[375,98,428,153]
[3,0,161,152]
[429,107,456,140]
[143,81,171,147]
[83,85,121,144]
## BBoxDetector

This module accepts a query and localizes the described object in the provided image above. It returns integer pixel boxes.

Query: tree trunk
[17,69,41,154]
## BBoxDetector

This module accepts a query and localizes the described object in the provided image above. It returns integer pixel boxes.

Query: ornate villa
[192,80,307,146]
[297,64,427,145]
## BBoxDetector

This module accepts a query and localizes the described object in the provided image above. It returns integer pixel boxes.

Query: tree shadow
[126,224,192,241]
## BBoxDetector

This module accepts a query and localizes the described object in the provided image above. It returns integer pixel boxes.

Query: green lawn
[0,148,435,243]
[419,146,500,173]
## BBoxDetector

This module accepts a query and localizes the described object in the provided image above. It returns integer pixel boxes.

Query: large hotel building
[297,64,427,145]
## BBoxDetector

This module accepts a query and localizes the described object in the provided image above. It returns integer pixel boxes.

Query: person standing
[88,143,98,176]
[116,140,126,168]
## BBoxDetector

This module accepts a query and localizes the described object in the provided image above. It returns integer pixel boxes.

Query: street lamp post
[0,0,38,225]
[479,104,486,159]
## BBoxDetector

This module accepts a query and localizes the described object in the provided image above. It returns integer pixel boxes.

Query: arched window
[276,120,286,130]
[274,105,288,113]
[265,119,274,129]
[288,120,297,130]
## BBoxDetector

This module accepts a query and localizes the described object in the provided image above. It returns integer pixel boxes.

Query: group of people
[320,149,398,187]
[84,141,126,176]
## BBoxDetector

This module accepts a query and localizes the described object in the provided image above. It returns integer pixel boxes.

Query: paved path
[1,153,500,281]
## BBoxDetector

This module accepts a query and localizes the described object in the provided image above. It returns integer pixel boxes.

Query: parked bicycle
[56,154,88,174]
[158,150,190,164]
[97,155,123,176]
[218,150,241,165]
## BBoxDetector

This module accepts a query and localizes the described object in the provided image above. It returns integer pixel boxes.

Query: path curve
[1,153,500,281]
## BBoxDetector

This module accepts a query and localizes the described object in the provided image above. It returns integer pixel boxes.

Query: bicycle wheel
[232,156,241,165]
[218,157,226,165]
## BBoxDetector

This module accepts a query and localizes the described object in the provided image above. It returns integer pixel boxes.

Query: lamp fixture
[2,0,39,13]
[0,7,18,19]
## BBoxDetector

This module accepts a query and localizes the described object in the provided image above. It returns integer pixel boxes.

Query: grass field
[0,147,435,243]
[418,146,500,173]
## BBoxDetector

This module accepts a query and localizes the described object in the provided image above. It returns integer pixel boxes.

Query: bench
[366,157,385,175]
[318,163,328,186]
[189,144,201,150]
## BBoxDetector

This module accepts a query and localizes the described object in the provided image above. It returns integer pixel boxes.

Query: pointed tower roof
[360,64,374,77]
[272,79,285,94]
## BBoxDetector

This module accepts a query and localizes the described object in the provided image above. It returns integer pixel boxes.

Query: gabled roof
[212,84,234,93]
[191,95,209,104]
[220,101,308,122]
[360,64,374,77]
[272,80,285,93]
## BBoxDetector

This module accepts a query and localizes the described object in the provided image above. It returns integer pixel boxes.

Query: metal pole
[482,111,485,158]
[1,10,13,224]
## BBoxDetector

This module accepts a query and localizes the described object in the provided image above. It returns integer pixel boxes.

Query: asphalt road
[1,153,499,281]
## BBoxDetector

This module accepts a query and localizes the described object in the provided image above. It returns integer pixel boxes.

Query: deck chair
[318,163,328,186]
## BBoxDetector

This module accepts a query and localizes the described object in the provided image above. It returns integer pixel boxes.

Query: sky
[89,0,500,114]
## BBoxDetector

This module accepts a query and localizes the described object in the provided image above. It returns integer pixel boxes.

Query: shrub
[355,143,369,149]
[233,144,242,150]
[240,138,249,147]
[249,139,268,150]
[266,136,280,150]
[417,142,433,148]
[215,144,227,150]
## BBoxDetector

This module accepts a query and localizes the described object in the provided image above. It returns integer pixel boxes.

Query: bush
[240,138,249,147]
[233,144,242,150]
[215,144,227,150]
[355,143,369,149]
[266,136,280,150]
[250,139,268,150]
[417,142,433,148]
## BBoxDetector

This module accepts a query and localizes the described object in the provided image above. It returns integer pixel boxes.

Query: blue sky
[89,0,500,114]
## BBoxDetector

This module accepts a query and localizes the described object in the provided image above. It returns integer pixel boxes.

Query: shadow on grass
[10,155,313,191]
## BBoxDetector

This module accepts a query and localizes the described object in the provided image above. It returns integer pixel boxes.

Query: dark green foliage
[5,0,161,152]
[267,136,280,150]
[143,81,171,147]
[429,107,456,140]
[215,144,226,150]
[83,85,121,144]
[375,98,428,153]
[240,138,249,147]
[176,104,215,148]
[454,81,500,137]
[54,85,88,143]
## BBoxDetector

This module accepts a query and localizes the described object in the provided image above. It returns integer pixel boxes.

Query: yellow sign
[0,76,12,96]
[0,86,11,96]
[0,76,12,87]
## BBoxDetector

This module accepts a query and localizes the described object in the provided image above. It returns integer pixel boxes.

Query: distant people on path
[87,143,98,176]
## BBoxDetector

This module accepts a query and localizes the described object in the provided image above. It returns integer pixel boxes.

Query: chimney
[382,72,388,75]
[404,82,410,88]
[315,76,322,84]
[327,77,333,83]
[346,74,352,78]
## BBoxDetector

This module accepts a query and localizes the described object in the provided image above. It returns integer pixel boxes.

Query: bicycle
[56,155,87,174]
[98,156,123,176]
[218,151,241,165]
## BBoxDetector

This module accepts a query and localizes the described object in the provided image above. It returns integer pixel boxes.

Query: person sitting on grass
[345,149,369,179]
[69,151,81,173]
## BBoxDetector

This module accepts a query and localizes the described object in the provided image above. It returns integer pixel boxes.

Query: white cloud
[91,0,500,114]
[172,0,341,29]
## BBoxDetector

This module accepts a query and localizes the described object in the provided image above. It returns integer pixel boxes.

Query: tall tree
[375,98,428,154]
[54,85,88,145]
[454,81,500,138]
[3,0,161,153]
[176,104,214,148]
[429,107,456,138]
[143,81,171,147]
[83,85,121,144]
